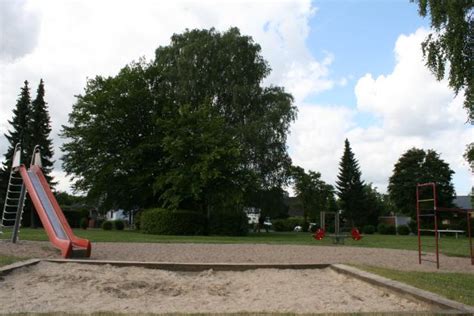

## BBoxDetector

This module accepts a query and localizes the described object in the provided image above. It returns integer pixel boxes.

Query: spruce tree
[30,79,55,186]
[335,139,366,227]
[0,81,32,219]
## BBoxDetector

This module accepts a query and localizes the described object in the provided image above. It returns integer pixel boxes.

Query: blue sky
[306,0,430,108]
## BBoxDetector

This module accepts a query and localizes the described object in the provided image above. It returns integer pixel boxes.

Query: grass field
[357,265,474,306]
[0,254,25,267]
[1,228,472,257]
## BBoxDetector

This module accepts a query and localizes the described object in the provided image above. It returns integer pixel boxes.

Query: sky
[0,0,472,196]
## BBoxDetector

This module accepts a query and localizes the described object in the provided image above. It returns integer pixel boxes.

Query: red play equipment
[313,211,362,243]
[351,228,362,241]
[416,183,473,269]
[314,228,325,240]
[1,144,91,258]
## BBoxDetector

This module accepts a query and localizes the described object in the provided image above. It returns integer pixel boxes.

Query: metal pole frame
[416,185,421,265]
[468,211,473,265]
[11,184,26,243]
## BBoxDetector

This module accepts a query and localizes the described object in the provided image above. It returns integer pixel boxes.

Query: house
[453,196,472,209]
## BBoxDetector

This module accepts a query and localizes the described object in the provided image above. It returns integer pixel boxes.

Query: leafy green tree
[0,81,32,219]
[388,148,455,217]
[412,0,473,121]
[362,184,393,227]
[61,28,296,214]
[29,79,55,185]
[292,166,334,223]
[335,139,366,227]
[62,61,159,210]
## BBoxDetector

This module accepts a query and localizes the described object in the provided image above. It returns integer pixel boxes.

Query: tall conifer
[335,139,366,227]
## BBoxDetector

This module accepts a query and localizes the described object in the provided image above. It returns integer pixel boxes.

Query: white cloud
[0,0,337,192]
[289,28,472,195]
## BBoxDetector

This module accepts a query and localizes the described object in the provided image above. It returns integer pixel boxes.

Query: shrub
[114,220,125,231]
[63,209,89,228]
[79,218,89,230]
[134,210,143,230]
[362,225,375,234]
[397,225,410,235]
[209,210,248,236]
[102,220,113,230]
[272,217,305,232]
[377,223,396,235]
[142,208,207,235]
[408,220,417,234]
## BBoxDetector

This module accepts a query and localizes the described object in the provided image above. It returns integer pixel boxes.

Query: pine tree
[30,79,55,186]
[0,81,32,219]
[335,139,366,227]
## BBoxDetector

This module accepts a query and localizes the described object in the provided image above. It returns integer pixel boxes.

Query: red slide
[19,165,91,258]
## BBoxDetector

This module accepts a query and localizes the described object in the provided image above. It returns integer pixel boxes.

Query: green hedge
[114,220,125,230]
[397,225,410,235]
[141,208,207,235]
[209,210,248,236]
[363,225,375,234]
[377,223,396,235]
[272,217,305,232]
[102,220,113,230]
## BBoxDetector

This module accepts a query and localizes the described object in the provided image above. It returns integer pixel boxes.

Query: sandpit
[0,262,434,314]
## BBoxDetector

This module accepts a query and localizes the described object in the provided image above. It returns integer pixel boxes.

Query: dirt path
[1,240,473,273]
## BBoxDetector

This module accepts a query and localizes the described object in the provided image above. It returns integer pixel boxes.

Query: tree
[61,28,296,213]
[29,79,55,186]
[412,0,473,121]
[335,139,366,227]
[292,166,334,223]
[362,184,392,227]
[388,148,455,217]
[0,81,32,218]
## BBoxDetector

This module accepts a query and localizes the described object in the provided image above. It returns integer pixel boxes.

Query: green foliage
[63,209,89,228]
[412,0,473,121]
[377,223,396,235]
[102,220,113,231]
[29,79,55,186]
[362,225,375,234]
[292,166,335,223]
[245,187,289,219]
[464,143,474,172]
[141,208,207,235]
[272,217,305,232]
[113,220,125,231]
[209,210,249,236]
[79,218,88,230]
[336,139,366,227]
[397,225,410,235]
[61,28,296,214]
[388,148,455,218]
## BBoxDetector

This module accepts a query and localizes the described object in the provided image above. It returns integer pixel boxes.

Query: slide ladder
[0,144,27,243]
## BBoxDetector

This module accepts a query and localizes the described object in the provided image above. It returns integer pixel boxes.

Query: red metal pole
[468,211,473,265]
[416,184,421,265]
[432,183,439,269]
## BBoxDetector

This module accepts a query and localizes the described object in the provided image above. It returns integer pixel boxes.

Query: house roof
[453,196,472,209]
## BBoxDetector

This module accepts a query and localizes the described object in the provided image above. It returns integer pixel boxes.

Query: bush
[408,220,417,234]
[114,220,125,231]
[272,217,305,232]
[397,225,410,235]
[209,210,248,236]
[102,220,113,230]
[362,225,375,234]
[377,223,396,235]
[80,218,88,230]
[142,208,207,235]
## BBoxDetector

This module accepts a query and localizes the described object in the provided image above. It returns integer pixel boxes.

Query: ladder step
[9,184,23,187]
[418,214,435,217]
[419,229,437,232]
[418,199,435,202]
[6,197,20,201]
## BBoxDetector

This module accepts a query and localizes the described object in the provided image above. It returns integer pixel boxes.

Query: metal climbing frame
[0,144,27,243]
[416,182,473,269]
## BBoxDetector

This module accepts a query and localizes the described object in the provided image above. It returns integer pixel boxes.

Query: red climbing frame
[416,183,473,269]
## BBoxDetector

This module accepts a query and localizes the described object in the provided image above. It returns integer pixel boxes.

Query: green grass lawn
[1,228,471,257]
[356,265,474,306]
[0,254,26,267]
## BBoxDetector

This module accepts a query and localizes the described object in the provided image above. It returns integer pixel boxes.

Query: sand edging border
[0,258,41,275]
[331,264,474,314]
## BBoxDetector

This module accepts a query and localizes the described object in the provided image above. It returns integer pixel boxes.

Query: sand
[0,262,433,314]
